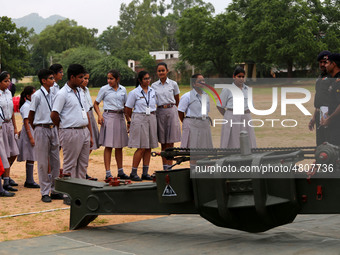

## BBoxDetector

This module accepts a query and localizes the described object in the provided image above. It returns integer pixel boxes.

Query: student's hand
[90,137,93,148]
[98,116,104,125]
[308,118,315,131]
[29,137,35,147]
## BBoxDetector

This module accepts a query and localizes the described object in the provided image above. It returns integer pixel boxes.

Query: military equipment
[55,133,340,233]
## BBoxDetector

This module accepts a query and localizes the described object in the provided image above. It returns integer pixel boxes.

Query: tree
[91,55,136,87]
[228,0,324,77]
[31,19,97,72]
[0,16,32,79]
[176,7,236,76]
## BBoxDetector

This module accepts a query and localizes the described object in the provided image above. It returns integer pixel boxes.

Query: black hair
[108,69,120,80]
[0,71,10,83]
[233,66,246,76]
[317,51,331,61]
[49,64,63,74]
[19,86,35,108]
[136,71,149,87]
[67,64,85,80]
[38,69,54,85]
[157,62,168,70]
[328,53,340,68]
[84,70,89,75]
[191,73,203,85]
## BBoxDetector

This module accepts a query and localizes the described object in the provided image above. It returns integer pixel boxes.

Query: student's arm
[217,106,225,116]
[174,94,180,107]
[87,112,93,148]
[124,107,132,133]
[50,111,60,127]
[178,111,185,123]
[24,118,35,146]
[93,101,104,125]
[28,110,35,129]
[11,112,18,135]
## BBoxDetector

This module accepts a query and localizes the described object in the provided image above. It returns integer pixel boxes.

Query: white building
[149,51,179,60]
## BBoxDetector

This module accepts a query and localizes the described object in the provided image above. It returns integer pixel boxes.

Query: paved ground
[1,214,340,255]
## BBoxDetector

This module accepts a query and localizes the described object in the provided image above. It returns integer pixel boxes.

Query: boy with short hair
[49,64,63,102]
[28,69,61,203]
[51,64,93,179]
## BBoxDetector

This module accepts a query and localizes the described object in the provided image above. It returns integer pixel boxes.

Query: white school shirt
[50,82,60,103]
[217,83,249,110]
[95,84,127,111]
[30,86,54,125]
[82,87,93,111]
[178,89,210,117]
[151,78,180,106]
[52,83,89,128]
[125,85,157,113]
[20,100,31,121]
[0,89,13,120]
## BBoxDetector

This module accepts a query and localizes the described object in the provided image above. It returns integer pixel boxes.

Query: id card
[82,109,87,119]
[146,107,151,115]
[320,106,328,121]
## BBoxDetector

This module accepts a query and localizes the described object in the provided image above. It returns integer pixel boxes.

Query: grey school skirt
[128,113,158,149]
[0,129,10,168]
[98,111,128,148]
[180,118,213,149]
[17,124,36,161]
[220,111,257,149]
[88,109,100,150]
[156,106,181,144]
[2,121,19,158]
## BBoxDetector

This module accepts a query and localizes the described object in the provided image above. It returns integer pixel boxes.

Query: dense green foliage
[2,0,339,81]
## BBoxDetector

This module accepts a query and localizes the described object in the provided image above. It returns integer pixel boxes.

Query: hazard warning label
[162,184,177,197]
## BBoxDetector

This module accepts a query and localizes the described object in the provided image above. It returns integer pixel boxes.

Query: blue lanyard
[41,89,52,112]
[141,89,150,107]
[73,89,84,109]
[0,106,4,120]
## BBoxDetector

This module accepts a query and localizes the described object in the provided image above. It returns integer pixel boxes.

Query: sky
[0,0,233,34]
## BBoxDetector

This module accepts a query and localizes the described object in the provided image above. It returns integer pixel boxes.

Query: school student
[49,64,64,103]
[80,71,99,181]
[0,116,15,197]
[151,62,181,170]
[0,71,19,192]
[178,74,213,149]
[51,64,93,180]
[17,86,40,188]
[28,69,61,203]
[94,70,129,181]
[125,71,157,181]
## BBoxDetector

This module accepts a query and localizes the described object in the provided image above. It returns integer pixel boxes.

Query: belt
[36,124,55,129]
[61,126,87,129]
[104,109,124,114]
[134,112,156,115]
[227,109,251,114]
[158,104,175,109]
[3,119,11,123]
[185,116,205,120]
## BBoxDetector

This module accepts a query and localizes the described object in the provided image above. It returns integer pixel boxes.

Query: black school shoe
[0,191,15,197]
[141,174,153,180]
[129,174,142,182]
[9,178,18,186]
[117,173,130,179]
[86,174,98,181]
[50,193,64,200]
[3,185,18,192]
[41,195,52,203]
[24,182,40,188]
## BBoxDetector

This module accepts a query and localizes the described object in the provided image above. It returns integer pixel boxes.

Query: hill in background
[13,13,65,34]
